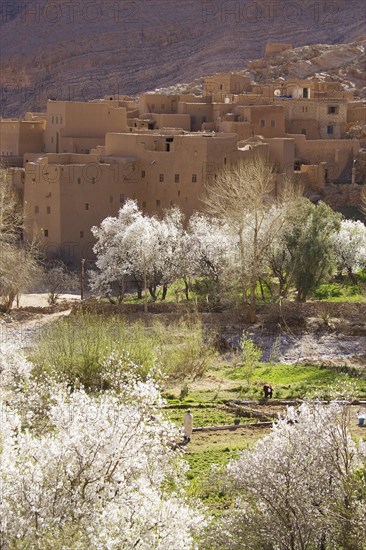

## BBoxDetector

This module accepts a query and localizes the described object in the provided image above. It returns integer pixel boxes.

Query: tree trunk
[148,284,157,300]
[259,279,265,301]
[144,271,148,313]
[184,279,190,301]
[347,267,357,285]
[161,283,168,301]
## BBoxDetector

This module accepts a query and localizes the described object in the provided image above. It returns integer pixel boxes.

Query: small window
[159,174,164,182]
[260,119,265,127]
[156,199,161,207]
[85,203,89,210]
[224,157,227,165]
[91,177,96,184]
[120,194,125,204]
[142,170,145,178]
[60,116,63,124]
[178,190,181,197]
[303,88,309,99]
[44,229,49,237]
[175,174,180,183]
[271,120,276,128]
[77,177,81,184]
[35,206,39,214]
[80,231,84,238]
[202,116,207,123]
[327,125,334,135]
[142,201,146,208]
[46,206,51,214]
[328,106,337,114]
[192,174,197,183]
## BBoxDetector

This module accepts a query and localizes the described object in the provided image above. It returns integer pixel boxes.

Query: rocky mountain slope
[1,0,365,116]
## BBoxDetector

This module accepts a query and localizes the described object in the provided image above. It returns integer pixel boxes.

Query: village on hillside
[1,43,365,265]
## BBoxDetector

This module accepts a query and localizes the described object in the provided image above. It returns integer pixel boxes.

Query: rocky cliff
[1,0,365,116]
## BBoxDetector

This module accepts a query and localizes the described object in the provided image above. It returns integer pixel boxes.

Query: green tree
[237,332,262,384]
[285,200,341,302]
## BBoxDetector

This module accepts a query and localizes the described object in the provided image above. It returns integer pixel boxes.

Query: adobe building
[0,114,45,167]
[23,131,262,264]
[44,100,128,153]
[264,43,293,56]
[203,73,251,101]
[0,69,364,265]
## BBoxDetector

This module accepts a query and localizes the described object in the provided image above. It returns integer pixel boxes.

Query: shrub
[30,314,215,390]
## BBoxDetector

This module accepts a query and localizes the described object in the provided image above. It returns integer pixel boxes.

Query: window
[159,174,164,182]
[80,231,84,238]
[260,119,265,127]
[44,229,49,237]
[202,116,207,123]
[91,177,96,184]
[120,194,125,204]
[271,120,276,128]
[175,174,180,183]
[178,190,181,197]
[224,157,227,165]
[142,201,146,208]
[46,206,51,214]
[156,199,161,207]
[192,174,197,183]
[303,88,309,99]
[142,170,145,178]
[327,125,334,135]
[85,203,89,210]
[35,206,39,214]
[328,106,337,114]
[60,116,63,124]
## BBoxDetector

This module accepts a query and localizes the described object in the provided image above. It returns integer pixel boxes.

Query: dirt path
[0,309,72,349]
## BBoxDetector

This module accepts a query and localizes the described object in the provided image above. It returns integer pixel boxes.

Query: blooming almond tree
[91,200,142,302]
[0,346,206,548]
[91,201,189,308]
[187,214,236,303]
[205,402,366,550]
[332,219,366,282]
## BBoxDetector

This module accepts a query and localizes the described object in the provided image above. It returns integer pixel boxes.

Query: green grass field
[163,359,366,504]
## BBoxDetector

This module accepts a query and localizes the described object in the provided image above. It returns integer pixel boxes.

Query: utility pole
[80,258,85,300]
[351,158,357,186]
